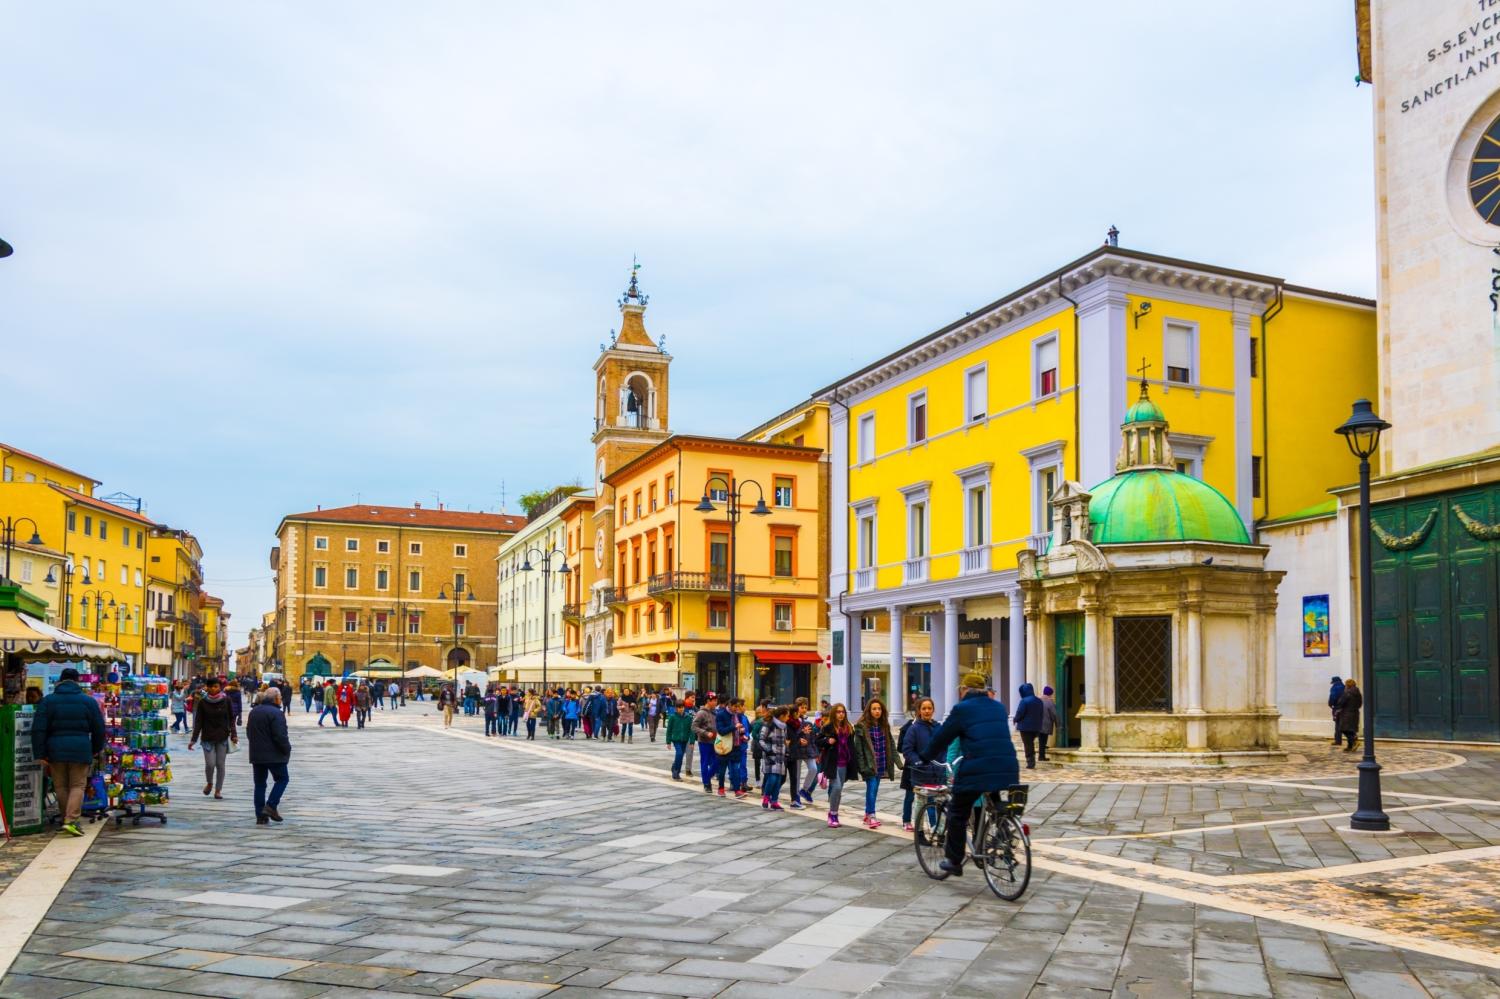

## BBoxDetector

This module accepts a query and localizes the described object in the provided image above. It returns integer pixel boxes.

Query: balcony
[853,567,875,592]
[1027,532,1052,554]
[561,602,582,623]
[646,570,746,596]
[156,608,178,623]
[600,586,629,607]
[960,546,988,574]
[903,557,929,584]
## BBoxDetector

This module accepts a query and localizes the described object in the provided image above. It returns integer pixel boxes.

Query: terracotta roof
[48,485,155,525]
[281,504,526,533]
[1,443,102,485]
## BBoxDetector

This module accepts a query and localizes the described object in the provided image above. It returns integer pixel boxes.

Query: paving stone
[0,974,97,999]
[58,943,172,964]
[1194,958,1273,998]
[196,955,312,978]
[606,972,735,997]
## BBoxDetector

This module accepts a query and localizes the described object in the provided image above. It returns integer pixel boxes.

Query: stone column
[942,598,962,719]
[1184,600,1207,751]
[1008,588,1025,702]
[845,613,863,714]
[1079,596,1102,751]
[888,606,905,724]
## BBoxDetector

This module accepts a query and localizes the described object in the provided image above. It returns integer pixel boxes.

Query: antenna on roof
[499,480,507,515]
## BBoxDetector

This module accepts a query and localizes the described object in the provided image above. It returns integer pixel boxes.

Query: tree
[520,485,584,517]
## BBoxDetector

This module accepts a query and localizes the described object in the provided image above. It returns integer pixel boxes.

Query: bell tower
[587,264,673,625]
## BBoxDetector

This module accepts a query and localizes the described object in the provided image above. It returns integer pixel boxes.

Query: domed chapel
[1017,375,1285,765]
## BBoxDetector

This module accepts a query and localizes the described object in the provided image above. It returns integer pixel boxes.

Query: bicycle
[910,759,1031,901]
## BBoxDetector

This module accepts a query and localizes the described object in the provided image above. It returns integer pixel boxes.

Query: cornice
[814,248,1284,402]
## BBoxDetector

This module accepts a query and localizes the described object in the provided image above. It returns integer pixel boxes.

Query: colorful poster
[1302,594,1330,657]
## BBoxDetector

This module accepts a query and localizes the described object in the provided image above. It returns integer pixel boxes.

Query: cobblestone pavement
[1,705,1499,999]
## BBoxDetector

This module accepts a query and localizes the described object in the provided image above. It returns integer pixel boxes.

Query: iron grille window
[1114,615,1172,712]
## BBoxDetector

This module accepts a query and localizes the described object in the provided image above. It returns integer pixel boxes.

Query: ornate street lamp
[79,589,117,641]
[520,548,571,694]
[437,581,477,695]
[44,561,89,629]
[695,476,770,698]
[0,516,44,584]
[1336,398,1392,832]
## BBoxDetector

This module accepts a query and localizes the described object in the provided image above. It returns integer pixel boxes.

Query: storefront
[752,649,820,705]
[696,652,734,699]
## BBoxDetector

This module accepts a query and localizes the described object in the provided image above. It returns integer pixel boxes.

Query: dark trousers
[699,743,718,788]
[1021,731,1049,767]
[253,762,289,817]
[526,718,537,739]
[1342,728,1357,749]
[485,715,498,736]
[671,741,688,777]
[1333,712,1342,744]
[944,789,985,866]
[356,707,370,728]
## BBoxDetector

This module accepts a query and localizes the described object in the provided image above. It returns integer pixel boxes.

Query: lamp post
[113,610,133,666]
[0,516,43,584]
[437,580,477,694]
[44,561,89,630]
[520,547,571,694]
[1336,398,1392,832]
[79,589,117,641]
[695,476,770,699]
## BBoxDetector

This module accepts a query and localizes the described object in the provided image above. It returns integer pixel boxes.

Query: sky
[2,2,1374,645]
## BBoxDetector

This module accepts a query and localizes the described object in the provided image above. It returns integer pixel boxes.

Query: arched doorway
[446,648,470,669]
[584,635,594,663]
[604,629,614,656]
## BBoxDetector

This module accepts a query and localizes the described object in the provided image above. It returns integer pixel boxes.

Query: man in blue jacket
[31,668,106,836]
[1327,676,1345,746]
[923,671,1020,877]
[1012,683,1046,770]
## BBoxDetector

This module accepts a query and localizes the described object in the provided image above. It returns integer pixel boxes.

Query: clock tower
[586,265,672,656]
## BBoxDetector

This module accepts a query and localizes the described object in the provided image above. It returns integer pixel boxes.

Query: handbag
[713,732,733,756]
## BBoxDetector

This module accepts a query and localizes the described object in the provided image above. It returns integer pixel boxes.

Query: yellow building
[200,594,229,675]
[559,495,596,658]
[1,444,152,666]
[581,270,828,703]
[814,244,1376,720]
[272,503,524,684]
[145,528,204,679]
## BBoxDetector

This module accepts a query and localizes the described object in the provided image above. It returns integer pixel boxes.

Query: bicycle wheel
[979,811,1032,901]
[913,795,949,880]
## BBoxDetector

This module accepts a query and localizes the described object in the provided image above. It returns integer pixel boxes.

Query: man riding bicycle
[921,671,1019,877]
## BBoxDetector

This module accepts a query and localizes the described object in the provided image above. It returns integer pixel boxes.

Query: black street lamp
[437,580,477,693]
[695,476,770,698]
[520,547,571,694]
[44,561,89,629]
[1336,398,1392,832]
[113,609,134,665]
[79,589,117,641]
[0,515,44,584]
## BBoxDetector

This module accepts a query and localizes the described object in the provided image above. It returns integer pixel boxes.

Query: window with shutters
[312,610,327,632]
[773,534,794,577]
[908,391,927,444]
[1114,616,1172,712]
[965,364,988,422]
[344,611,358,633]
[1034,335,1059,398]
[1165,322,1195,384]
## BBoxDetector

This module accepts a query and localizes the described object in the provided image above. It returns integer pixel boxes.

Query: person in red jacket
[336,681,354,727]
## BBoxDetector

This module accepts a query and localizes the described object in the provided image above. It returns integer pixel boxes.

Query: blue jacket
[563,699,581,720]
[246,702,292,765]
[31,680,106,764]
[899,718,939,767]
[1328,679,1345,710]
[1012,683,1046,733]
[924,691,1019,794]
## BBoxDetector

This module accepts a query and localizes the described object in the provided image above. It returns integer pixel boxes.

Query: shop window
[1114,616,1172,712]
[916,614,932,633]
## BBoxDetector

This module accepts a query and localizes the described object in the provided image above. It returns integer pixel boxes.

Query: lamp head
[44,566,56,585]
[27,530,41,546]
[80,571,91,585]
[1335,398,1390,460]
[695,494,715,513]
[467,590,476,601]
[519,559,534,572]
[559,561,572,575]
[751,498,771,516]
[437,588,448,600]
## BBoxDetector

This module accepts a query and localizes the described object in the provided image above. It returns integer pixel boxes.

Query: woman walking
[188,676,237,799]
[759,705,790,810]
[525,690,541,740]
[816,703,855,828]
[353,683,372,729]
[853,698,895,829]
[437,683,456,728]
[169,682,187,732]
[618,697,636,743]
[1336,678,1362,750]
[899,697,939,831]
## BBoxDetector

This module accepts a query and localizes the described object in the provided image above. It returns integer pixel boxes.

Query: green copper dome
[1088,469,1250,544]
[1083,373,1251,545]
[1122,395,1166,425]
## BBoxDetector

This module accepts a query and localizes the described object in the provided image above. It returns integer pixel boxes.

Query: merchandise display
[103,675,171,825]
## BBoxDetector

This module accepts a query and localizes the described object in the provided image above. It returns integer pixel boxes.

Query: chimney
[439,502,445,511]
[414,501,422,509]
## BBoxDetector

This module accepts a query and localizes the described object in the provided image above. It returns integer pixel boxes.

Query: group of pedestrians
[436,682,668,741]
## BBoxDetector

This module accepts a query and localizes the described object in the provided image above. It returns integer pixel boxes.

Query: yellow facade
[272,505,522,685]
[606,436,824,701]
[145,529,204,679]
[559,495,596,658]
[820,246,1376,715]
[0,481,150,663]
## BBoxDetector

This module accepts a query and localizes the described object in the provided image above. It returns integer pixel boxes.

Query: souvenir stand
[104,674,172,826]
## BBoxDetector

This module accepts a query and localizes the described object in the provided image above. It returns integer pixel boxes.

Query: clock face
[594,528,605,568]
[596,459,606,494]
[1470,116,1500,223]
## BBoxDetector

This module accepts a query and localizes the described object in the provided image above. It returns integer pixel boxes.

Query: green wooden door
[1370,484,1500,741]
[1053,614,1084,747]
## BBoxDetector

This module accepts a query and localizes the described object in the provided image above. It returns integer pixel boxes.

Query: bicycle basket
[909,762,950,787]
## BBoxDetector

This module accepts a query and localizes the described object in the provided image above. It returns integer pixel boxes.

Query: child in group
[759,704,791,810]
[750,702,769,786]
[618,698,636,743]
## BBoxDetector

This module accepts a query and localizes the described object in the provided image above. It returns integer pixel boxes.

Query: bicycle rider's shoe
[938,859,963,877]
